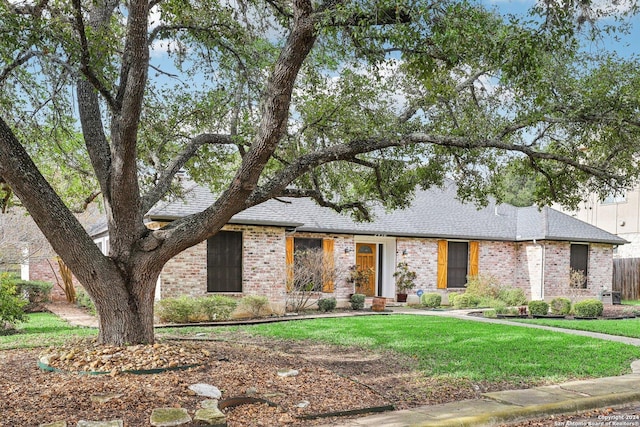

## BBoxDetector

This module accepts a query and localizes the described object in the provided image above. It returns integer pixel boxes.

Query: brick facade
[158,228,615,306]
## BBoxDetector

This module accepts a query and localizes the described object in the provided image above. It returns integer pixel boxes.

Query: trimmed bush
[465,275,500,299]
[453,293,480,309]
[15,280,53,312]
[317,297,337,312]
[528,300,549,316]
[0,273,27,330]
[421,293,442,308]
[156,295,238,323]
[350,293,365,310]
[198,295,238,321]
[239,295,270,317]
[497,288,527,306]
[549,297,572,315]
[447,293,459,306]
[573,299,604,318]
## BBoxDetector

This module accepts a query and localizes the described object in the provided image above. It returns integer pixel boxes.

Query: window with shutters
[437,240,479,289]
[207,231,243,293]
[286,237,335,293]
[570,244,589,289]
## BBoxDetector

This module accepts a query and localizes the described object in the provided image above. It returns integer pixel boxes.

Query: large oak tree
[1,0,639,344]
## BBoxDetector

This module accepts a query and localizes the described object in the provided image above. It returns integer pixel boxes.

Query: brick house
[89,181,626,308]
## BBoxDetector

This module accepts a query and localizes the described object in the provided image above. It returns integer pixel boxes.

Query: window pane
[447,242,468,288]
[207,231,243,292]
[570,244,588,289]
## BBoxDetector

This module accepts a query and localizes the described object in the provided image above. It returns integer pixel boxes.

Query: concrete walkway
[45,303,640,426]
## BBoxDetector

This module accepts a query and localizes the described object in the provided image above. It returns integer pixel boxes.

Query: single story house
[88,180,627,308]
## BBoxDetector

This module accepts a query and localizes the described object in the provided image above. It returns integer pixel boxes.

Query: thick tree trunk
[90,264,160,346]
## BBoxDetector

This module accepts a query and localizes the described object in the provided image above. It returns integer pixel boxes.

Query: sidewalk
[317,307,640,426]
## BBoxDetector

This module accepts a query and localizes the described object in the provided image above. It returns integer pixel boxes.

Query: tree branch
[141,133,234,212]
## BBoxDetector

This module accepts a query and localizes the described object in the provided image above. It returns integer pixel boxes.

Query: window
[437,240,479,289]
[570,244,589,289]
[286,237,335,293]
[447,242,469,288]
[207,231,242,292]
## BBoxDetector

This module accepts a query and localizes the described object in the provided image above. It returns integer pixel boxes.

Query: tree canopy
[0,0,639,344]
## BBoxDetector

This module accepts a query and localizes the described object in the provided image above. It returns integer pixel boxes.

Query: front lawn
[164,315,640,385]
[0,312,97,350]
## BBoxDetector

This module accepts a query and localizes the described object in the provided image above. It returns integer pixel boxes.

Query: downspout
[533,239,545,300]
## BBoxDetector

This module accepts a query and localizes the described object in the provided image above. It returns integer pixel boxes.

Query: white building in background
[556,188,640,258]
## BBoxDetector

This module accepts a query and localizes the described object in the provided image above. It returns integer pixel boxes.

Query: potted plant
[393,262,416,302]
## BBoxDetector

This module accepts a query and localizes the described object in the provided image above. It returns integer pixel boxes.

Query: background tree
[0,0,638,345]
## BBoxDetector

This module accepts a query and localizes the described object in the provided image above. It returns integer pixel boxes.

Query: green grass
[514,317,640,338]
[0,312,97,350]
[162,315,640,385]
[622,300,640,306]
[4,313,640,387]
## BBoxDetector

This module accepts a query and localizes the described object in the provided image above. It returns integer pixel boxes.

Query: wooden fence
[612,258,640,300]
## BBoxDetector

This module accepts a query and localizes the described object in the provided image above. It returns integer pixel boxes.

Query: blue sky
[485,0,639,58]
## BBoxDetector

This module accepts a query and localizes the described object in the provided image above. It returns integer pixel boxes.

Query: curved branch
[141,133,234,212]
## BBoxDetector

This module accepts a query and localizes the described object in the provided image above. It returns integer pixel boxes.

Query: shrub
[549,297,572,315]
[198,295,238,321]
[493,301,508,314]
[453,293,480,308]
[156,296,197,323]
[477,297,503,308]
[421,293,441,308]
[15,280,53,312]
[483,309,497,318]
[239,295,270,317]
[317,297,337,312]
[573,299,604,318]
[76,288,97,315]
[447,293,459,306]
[0,273,27,330]
[497,287,527,306]
[465,275,500,299]
[350,293,365,310]
[528,300,549,316]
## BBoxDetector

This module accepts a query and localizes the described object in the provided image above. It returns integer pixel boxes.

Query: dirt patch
[0,329,529,426]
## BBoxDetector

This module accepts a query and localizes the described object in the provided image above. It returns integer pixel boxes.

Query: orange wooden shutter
[322,239,335,292]
[469,241,479,277]
[437,240,447,289]
[286,236,294,291]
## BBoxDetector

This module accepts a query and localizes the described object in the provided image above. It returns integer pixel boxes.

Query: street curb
[418,392,640,427]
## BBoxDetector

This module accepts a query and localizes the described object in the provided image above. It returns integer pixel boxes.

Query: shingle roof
[144,181,626,245]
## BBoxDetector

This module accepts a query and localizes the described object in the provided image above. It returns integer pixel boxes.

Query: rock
[189,383,222,399]
[245,387,258,396]
[200,399,220,409]
[90,393,123,403]
[39,422,67,427]
[76,421,124,427]
[194,408,226,426]
[277,368,299,377]
[150,408,192,427]
[296,400,310,408]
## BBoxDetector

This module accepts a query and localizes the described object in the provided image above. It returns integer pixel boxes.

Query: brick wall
[159,225,613,305]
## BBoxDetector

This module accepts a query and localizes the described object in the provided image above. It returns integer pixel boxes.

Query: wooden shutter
[286,236,294,291]
[469,241,479,277]
[322,239,335,292]
[437,240,447,289]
